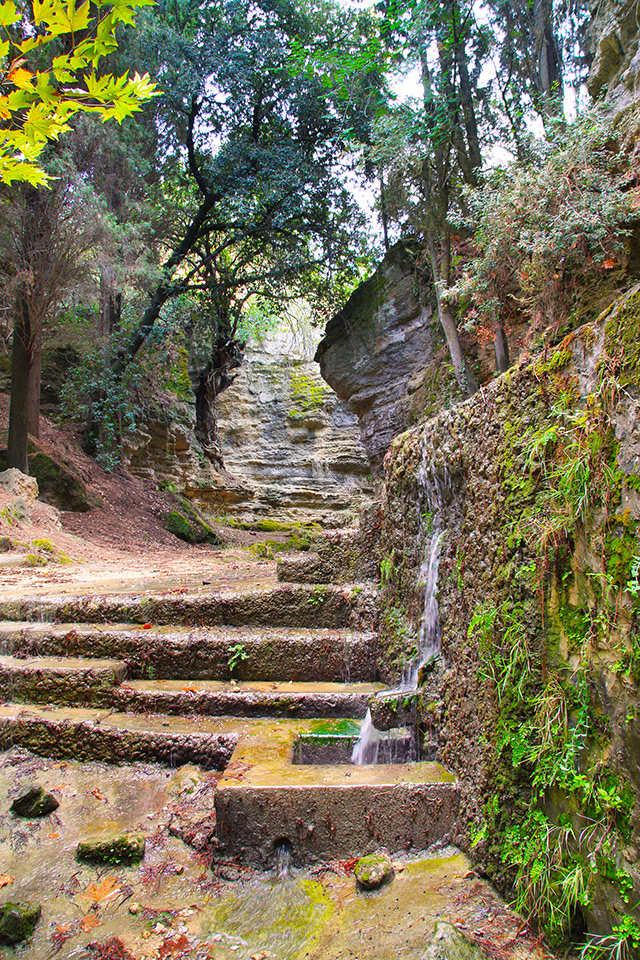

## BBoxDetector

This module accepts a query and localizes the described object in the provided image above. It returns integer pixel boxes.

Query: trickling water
[350,709,379,765]
[275,840,292,879]
[401,531,443,690]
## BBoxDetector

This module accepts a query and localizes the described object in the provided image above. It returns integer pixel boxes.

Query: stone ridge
[315,241,435,475]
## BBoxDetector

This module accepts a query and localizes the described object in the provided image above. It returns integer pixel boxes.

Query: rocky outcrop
[209,328,371,525]
[315,242,440,476]
[123,327,370,526]
[589,0,640,127]
[376,287,640,942]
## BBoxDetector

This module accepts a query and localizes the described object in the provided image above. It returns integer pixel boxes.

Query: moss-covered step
[0,622,378,683]
[0,655,127,706]
[0,705,238,769]
[111,679,384,719]
[214,720,459,865]
[0,583,377,630]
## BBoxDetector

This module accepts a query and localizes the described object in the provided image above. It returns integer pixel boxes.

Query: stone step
[0,622,377,682]
[0,655,127,706]
[0,704,238,769]
[214,720,460,865]
[0,583,376,630]
[113,679,383,719]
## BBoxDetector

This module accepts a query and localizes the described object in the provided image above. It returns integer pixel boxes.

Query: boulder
[0,902,41,945]
[76,833,146,865]
[0,469,38,502]
[421,921,487,960]
[165,498,223,545]
[10,785,59,818]
[354,851,394,890]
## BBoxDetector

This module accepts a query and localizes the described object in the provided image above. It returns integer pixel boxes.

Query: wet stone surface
[0,748,555,960]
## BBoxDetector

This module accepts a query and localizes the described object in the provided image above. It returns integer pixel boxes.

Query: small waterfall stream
[351,529,444,765]
[352,443,448,767]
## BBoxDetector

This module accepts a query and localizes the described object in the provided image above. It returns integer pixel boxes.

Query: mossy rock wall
[377,286,640,949]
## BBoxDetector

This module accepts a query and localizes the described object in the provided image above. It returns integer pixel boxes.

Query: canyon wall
[376,290,640,942]
[125,325,371,526]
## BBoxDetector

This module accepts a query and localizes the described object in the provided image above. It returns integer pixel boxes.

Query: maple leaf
[91,787,107,801]
[0,874,14,887]
[77,876,121,906]
[80,912,103,933]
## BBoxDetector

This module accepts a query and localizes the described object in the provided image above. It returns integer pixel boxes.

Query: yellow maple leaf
[77,876,121,906]
[0,874,14,887]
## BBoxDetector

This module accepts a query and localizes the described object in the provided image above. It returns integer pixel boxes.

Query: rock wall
[315,242,450,477]
[588,0,640,129]
[122,326,371,527]
[376,287,640,944]
[209,327,372,526]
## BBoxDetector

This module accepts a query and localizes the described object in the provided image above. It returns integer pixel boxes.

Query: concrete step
[214,720,459,865]
[0,655,127,706]
[0,704,238,769]
[0,583,377,630]
[112,679,384,719]
[0,622,378,682]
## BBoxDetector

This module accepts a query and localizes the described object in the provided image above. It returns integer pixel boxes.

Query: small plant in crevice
[227,643,249,675]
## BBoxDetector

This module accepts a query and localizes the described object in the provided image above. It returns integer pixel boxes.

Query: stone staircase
[0,562,459,866]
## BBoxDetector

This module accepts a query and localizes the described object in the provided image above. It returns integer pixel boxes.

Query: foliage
[0,0,157,186]
[451,112,635,348]
[227,643,248,674]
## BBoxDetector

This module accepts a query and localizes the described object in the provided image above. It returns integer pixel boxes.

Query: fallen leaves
[158,933,190,958]
[77,876,121,907]
[90,787,107,802]
[81,912,104,933]
[0,874,14,887]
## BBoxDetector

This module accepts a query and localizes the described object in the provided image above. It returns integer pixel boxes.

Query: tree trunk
[26,349,41,439]
[427,238,478,397]
[494,322,510,373]
[100,267,122,335]
[7,307,33,473]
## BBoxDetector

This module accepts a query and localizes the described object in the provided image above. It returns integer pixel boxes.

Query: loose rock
[0,469,38,502]
[354,851,394,890]
[421,921,487,960]
[0,902,41,945]
[76,833,146,865]
[10,785,59,818]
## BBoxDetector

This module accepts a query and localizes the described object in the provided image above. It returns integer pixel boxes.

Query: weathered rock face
[315,242,439,476]
[588,0,640,127]
[209,327,372,525]
[376,288,640,942]
[123,327,371,526]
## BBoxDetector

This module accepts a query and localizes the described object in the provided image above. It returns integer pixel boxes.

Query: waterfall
[350,708,380,765]
[400,531,443,690]
[351,442,447,767]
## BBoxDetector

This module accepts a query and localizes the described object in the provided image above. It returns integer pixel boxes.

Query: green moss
[289,370,331,411]
[0,902,41,945]
[165,500,222,545]
[76,833,146,865]
[603,287,640,389]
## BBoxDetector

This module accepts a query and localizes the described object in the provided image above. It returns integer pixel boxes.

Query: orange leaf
[182,686,199,693]
[78,876,121,906]
[80,913,103,933]
[0,875,14,887]
[603,257,617,270]
[7,66,33,87]
[47,833,59,839]
[142,623,153,629]
[91,788,106,801]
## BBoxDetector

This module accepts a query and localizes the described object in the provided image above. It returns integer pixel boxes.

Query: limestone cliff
[589,0,640,129]
[315,242,448,476]
[211,327,371,525]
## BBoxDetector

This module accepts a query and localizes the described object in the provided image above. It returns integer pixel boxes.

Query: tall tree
[90,0,373,453]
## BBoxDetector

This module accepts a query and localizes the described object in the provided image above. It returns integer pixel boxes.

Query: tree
[1,0,157,471]
[0,0,156,187]
[86,0,374,455]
